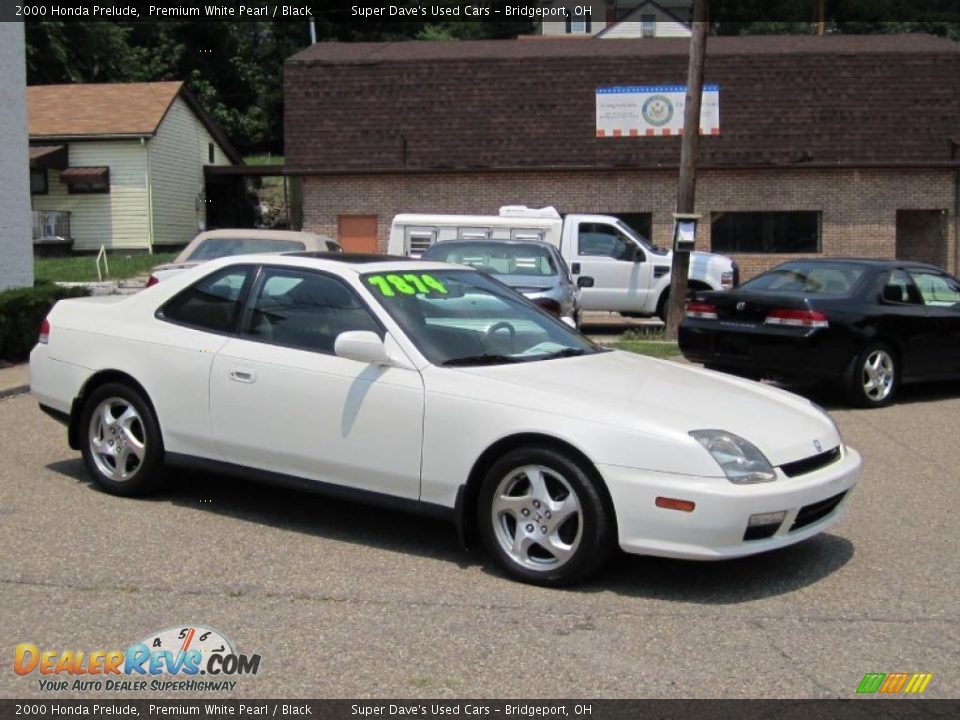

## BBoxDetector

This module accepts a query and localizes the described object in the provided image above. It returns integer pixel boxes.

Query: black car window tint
[159,267,251,332]
[910,272,960,307]
[883,270,921,304]
[245,268,383,354]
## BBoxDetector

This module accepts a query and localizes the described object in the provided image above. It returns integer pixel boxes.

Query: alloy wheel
[861,349,895,402]
[490,464,583,572]
[88,397,147,482]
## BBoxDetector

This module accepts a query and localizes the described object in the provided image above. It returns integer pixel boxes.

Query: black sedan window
[909,271,960,307]
[741,262,865,295]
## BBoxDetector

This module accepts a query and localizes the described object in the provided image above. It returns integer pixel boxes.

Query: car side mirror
[334,331,390,365]
[622,243,640,262]
[577,276,595,288]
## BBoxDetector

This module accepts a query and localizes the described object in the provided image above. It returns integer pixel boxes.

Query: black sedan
[678,259,960,406]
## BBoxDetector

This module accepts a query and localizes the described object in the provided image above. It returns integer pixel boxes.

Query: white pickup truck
[388,206,737,320]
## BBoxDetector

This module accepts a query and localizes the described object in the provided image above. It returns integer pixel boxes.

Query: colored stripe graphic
[857,673,885,693]
[904,673,933,694]
[857,672,933,694]
[880,672,910,693]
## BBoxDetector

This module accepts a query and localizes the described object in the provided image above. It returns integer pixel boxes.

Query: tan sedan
[148,229,342,284]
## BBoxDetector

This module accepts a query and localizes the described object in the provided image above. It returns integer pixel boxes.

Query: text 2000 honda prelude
[30,254,861,585]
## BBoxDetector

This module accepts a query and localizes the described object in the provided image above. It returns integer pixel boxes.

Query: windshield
[741,261,866,296]
[188,238,305,261]
[422,242,558,277]
[363,269,602,366]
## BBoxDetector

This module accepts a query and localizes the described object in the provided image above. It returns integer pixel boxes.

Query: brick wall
[301,167,957,280]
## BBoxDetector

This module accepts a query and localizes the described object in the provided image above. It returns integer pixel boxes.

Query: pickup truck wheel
[656,291,670,323]
[478,447,614,587]
[80,383,164,496]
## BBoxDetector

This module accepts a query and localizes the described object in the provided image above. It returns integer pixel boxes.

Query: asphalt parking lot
[1,372,958,700]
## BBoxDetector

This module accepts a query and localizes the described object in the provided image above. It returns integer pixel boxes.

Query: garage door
[337,215,379,254]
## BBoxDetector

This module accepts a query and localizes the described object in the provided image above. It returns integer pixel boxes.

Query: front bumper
[600,445,861,560]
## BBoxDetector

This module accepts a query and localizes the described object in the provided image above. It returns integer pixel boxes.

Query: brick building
[284,34,960,279]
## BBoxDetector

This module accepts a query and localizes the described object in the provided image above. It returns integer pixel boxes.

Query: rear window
[423,242,558,277]
[158,266,252,333]
[740,262,865,295]
[187,237,306,261]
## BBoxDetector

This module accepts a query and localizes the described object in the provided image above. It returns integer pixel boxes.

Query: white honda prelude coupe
[30,253,861,586]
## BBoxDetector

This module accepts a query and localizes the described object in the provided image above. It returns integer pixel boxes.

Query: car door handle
[229,367,257,383]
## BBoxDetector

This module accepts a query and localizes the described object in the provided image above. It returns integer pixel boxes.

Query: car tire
[79,382,165,496]
[477,446,614,587]
[847,343,897,408]
[656,291,670,323]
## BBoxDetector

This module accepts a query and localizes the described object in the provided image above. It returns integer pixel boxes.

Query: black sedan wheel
[848,344,897,407]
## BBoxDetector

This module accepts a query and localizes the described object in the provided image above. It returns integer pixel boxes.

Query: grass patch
[34,252,178,283]
[244,154,283,166]
[612,328,680,358]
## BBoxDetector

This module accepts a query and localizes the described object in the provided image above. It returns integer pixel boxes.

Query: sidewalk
[0,363,29,399]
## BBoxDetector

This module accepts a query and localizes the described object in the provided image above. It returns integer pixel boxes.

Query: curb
[0,385,29,400]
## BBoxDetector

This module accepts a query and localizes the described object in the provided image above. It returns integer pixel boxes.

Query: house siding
[149,96,232,247]
[0,23,32,290]
[600,18,692,38]
[32,141,151,251]
[300,167,957,280]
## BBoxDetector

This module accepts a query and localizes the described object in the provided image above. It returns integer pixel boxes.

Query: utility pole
[664,0,709,340]
[816,0,826,36]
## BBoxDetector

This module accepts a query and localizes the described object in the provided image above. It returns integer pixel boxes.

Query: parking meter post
[665,0,709,341]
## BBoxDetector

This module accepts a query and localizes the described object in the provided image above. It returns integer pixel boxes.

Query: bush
[0,283,90,362]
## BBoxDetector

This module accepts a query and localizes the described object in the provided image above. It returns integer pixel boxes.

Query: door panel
[908,270,960,377]
[209,266,424,499]
[572,221,652,312]
[209,339,424,499]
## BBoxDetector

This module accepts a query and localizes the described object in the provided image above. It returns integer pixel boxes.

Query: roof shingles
[27,81,183,137]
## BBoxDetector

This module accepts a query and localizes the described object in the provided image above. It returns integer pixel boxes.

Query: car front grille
[790,492,847,532]
[780,446,841,478]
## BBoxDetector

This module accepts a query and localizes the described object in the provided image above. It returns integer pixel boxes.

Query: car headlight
[689,430,776,484]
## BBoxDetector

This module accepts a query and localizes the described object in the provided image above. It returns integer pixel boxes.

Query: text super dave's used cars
[30,254,861,585]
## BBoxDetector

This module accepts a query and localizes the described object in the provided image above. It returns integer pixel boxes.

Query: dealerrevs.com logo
[14,625,261,692]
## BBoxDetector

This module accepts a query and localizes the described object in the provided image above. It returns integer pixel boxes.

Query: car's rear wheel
[478,447,613,586]
[847,343,897,407]
[80,383,164,496]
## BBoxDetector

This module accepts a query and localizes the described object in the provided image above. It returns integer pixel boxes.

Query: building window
[641,14,657,37]
[566,11,591,34]
[30,168,48,195]
[208,143,216,163]
[711,212,821,253]
[63,167,110,194]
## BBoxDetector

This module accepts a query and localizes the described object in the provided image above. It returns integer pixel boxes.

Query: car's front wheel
[80,383,164,496]
[847,343,897,407]
[478,447,614,586]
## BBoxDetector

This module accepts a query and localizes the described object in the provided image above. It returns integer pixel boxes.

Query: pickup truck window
[577,223,643,262]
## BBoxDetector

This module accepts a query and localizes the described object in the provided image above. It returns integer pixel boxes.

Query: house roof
[27,81,241,163]
[595,0,692,39]
[284,34,960,174]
